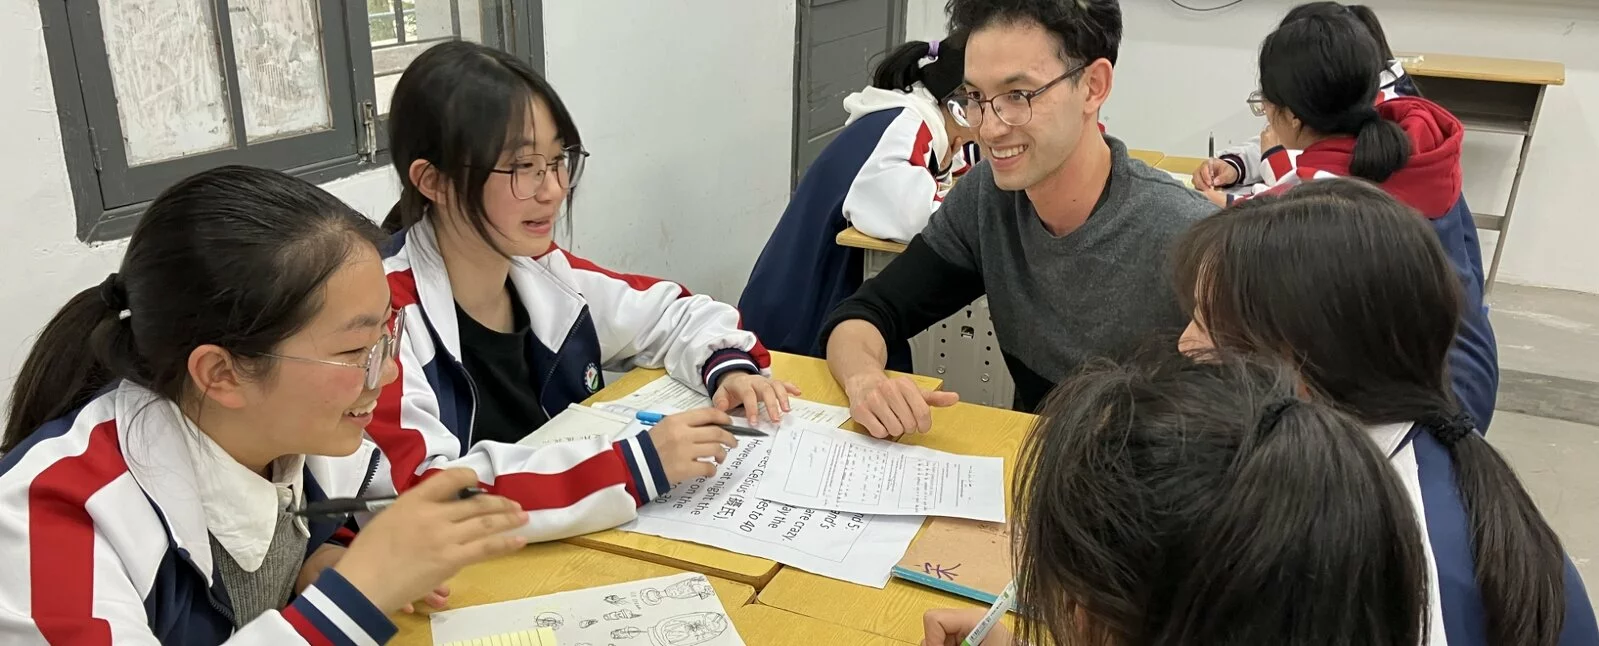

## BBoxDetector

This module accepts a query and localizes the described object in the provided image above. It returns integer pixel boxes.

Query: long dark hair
[1172,178,1571,646]
[4,166,386,450]
[1014,350,1427,646]
[381,40,584,249]
[871,31,968,100]
[1259,13,1410,182]
[1282,2,1397,61]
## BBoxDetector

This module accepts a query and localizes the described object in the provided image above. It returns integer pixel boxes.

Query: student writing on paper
[1210,9,1500,431]
[823,0,1215,436]
[1170,180,1598,646]
[740,32,977,371]
[0,167,530,645]
[370,42,788,544]
[1192,3,1419,194]
[926,352,1431,646]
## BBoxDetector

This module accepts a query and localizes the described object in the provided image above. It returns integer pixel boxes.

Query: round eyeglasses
[1247,90,1267,117]
[264,309,406,391]
[488,146,591,200]
[945,60,1091,129]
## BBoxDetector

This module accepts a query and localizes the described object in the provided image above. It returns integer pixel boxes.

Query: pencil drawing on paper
[611,626,646,639]
[649,612,729,646]
[604,609,642,620]
[535,612,565,629]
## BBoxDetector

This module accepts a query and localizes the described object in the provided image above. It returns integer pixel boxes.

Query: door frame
[791,0,909,191]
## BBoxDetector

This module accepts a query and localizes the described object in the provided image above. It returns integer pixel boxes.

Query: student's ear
[1080,58,1115,115]
[408,159,449,205]
[187,344,251,410]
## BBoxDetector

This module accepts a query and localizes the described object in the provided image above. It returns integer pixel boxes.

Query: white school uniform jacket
[372,218,768,542]
[0,383,396,645]
[836,85,973,243]
[1217,59,1415,188]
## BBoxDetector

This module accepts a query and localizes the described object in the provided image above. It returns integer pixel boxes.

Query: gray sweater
[823,136,1216,411]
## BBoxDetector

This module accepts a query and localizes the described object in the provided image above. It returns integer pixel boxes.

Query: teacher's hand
[844,372,959,438]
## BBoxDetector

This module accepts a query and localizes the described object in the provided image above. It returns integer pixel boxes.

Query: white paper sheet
[620,434,924,588]
[430,573,744,646]
[515,404,634,449]
[607,375,853,434]
[758,421,1006,523]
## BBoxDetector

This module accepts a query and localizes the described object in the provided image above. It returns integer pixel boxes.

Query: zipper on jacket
[358,446,382,497]
[457,359,481,448]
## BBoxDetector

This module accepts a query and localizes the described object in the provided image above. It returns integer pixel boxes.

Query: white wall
[543,0,797,303]
[908,0,1599,294]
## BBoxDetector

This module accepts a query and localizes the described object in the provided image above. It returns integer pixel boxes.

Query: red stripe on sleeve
[281,606,336,646]
[29,420,128,646]
[563,252,690,298]
[485,450,632,511]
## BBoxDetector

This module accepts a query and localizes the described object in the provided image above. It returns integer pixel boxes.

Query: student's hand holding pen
[648,408,741,482]
[331,468,528,613]
[1193,158,1239,191]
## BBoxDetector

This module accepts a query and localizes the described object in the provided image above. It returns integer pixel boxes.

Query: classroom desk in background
[756,402,1036,644]
[729,604,916,646]
[1128,148,1166,166]
[565,352,941,588]
[1397,51,1565,292]
[1155,155,1207,176]
[387,542,755,646]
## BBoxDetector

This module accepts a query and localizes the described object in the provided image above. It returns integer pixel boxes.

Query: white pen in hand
[962,580,1016,646]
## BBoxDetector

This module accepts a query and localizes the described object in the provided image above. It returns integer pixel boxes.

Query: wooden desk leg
[1486,85,1547,294]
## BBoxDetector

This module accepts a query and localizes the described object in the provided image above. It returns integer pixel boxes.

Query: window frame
[40,0,544,243]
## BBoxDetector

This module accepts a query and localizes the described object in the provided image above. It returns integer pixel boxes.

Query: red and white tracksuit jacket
[371,218,769,543]
[0,383,393,645]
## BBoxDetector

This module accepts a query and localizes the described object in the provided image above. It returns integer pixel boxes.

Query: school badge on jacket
[585,362,602,393]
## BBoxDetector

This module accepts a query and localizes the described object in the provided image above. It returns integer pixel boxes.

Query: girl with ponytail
[740,33,977,370]
[0,166,531,644]
[1220,8,1501,436]
[1171,179,1598,646]
[925,351,1430,645]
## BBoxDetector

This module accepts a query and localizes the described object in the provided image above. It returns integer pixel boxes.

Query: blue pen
[635,410,768,437]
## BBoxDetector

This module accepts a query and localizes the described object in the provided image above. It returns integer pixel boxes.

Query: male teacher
[822,0,1216,437]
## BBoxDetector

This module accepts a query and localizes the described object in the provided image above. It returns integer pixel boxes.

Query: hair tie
[98,273,132,321]
[1429,413,1475,447]
[1257,398,1299,436]
[927,40,940,59]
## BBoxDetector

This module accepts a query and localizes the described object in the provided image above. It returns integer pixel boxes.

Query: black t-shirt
[455,290,549,446]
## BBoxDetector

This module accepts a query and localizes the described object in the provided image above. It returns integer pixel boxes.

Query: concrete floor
[1485,283,1599,607]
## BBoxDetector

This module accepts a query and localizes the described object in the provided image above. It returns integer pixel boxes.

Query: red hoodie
[1289,97,1465,218]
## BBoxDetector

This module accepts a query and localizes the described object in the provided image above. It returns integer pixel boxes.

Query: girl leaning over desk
[370,41,794,548]
[0,166,527,645]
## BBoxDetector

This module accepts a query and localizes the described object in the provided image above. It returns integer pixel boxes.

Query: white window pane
[369,0,491,117]
[230,0,334,143]
[100,0,233,166]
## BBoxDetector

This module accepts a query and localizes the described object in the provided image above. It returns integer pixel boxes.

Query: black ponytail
[1349,115,1411,182]
[870,32,967,100]
[1014,350,1427,646]
[4,166,386,450]
[1260,13,1411,182]
[1174,178,1571,646]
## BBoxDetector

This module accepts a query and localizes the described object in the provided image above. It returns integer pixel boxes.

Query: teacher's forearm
[826,319,890,390]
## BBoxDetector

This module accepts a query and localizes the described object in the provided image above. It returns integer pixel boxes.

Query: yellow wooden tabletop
[388,542,755,646]
[837,227,910,254]
[756,401,1035,643]
[568,352,942,587]
[1128,148,1166,166]
[732,604,915,645]
[1155,155,1208,175]
[1398,52,1565,86]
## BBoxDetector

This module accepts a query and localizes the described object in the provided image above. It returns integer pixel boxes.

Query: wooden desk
[1397,52,1565,291]
[389,542,755,646]
[1155,155,1207,176]
[1128,148,1166,166]
[731,604,914,645]
[837,226,908,254]
[757,402,1036,643]
[567,352,940,587]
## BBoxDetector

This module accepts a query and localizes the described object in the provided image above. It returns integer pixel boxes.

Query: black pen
[1208,132,1215,159]
[294,487,485,519]
[636,410,769,437]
